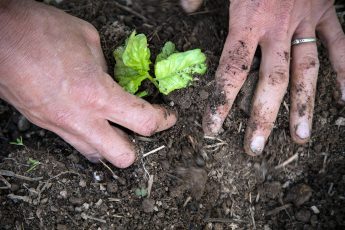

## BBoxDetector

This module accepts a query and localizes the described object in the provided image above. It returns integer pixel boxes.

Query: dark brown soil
[1,0,345,229]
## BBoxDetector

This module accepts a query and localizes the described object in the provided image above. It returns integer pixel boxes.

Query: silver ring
[291,38,317,46]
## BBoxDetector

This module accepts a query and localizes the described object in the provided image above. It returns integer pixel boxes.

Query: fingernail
[296,121,310,139]
[250,136,265,155]
[87,156,101,163]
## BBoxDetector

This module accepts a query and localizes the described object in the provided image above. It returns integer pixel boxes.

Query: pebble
[93,171,104,182]
[142,198,155,213]
[83,203,90,210]
[79,179,86,188]
[295,209,311,223]
[310,205,320,214]
[69,197,84,205]
[195,155,205,167]
[335,117,345,126]
[40,198,48,204]
[50,206,58,212]
[59,190,68,199]
[95,199,103,207]
[17,115,30,132]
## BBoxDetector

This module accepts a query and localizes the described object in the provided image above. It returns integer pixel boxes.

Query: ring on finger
[291,38,317,46]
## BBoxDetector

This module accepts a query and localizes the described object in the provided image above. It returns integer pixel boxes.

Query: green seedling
[9,136,24,146]
[135,187,148,197]
[26,158,40,173]
[114,31,207,96]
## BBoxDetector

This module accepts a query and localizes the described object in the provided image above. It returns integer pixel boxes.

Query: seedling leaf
[114,31,152,94]
[155,49,207,95]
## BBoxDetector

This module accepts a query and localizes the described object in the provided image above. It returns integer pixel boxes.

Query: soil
[1,0,345,229]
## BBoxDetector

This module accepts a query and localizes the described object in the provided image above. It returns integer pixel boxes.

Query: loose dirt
[1,0,344,229]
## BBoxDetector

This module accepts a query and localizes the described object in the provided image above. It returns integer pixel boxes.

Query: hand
[0,0,176,167]
[183,0,345,155]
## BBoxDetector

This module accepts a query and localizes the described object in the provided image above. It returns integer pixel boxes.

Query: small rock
[50,206,58,212]
[310,205,320,214]
[59,190,68,199]
[106,182,118,193]
[40,198,48,204]
[285,184,312,206]
[79,179,86,188]
[18,115,30,132]
[93,171,104,182]
[69,197,84,205]
[195,155,205,167]
[295,209,311,223]
[95,199,103,207]
[335,117,345,126]
[82,203,90,210]
[142,198,155,213]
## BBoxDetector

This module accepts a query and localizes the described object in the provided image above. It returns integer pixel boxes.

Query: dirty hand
[183,0,345,155]
[0,0,176,167]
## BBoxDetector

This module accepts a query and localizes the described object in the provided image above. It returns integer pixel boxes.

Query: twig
[266,204,292,216]
[99,160,120,180]
[143,145,165,158]
[249,206,256,229]
[183,196,192,207]
[7,194,32,203]
[0,170,43,182]
[46,171,80,183]
[238,122,242,133]
[0,175,11,189]
[204,218,236,223]
[81,213,106,223]
[147,175,154,198]
[274,152,299,170]
[113,2,149,22]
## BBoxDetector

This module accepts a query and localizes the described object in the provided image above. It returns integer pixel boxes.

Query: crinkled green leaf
[156,41,176,63]
[113,31,151,94]
[154,49,207,95]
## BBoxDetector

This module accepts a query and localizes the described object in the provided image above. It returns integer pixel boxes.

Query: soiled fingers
[203,32,257,135]
[244,41,290,156]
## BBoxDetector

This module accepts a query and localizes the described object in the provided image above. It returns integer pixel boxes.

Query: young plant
[134,187,148,198]
[9,136,24,146]
[114,31,207,96]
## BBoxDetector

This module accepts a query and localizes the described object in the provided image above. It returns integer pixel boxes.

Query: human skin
[0,0,177,168]
[182,0,345,156]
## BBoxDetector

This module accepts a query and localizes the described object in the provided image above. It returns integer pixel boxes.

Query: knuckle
[137,117,158,136]
[50,109,73,128]
[300,55,320,71]
[267,65,289,86]
[83,22,101,44]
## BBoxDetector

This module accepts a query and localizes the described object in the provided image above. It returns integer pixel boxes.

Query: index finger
[202,31,258,135]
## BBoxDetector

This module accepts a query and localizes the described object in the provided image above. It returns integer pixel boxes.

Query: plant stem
[147,75,159,89]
